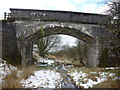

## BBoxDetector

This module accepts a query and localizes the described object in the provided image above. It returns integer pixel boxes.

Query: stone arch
[25,26,94,42]
[20,23,102,67]
[2,8,111,67]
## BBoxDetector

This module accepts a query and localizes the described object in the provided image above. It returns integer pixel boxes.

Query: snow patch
[0,58,17,84]
[21,70,61,88]
[38,58,55,65]
[68,70,117,88]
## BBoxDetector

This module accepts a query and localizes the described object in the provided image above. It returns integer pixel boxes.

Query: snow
[0,58,17,84]
[79,79,99,88]
[108,73,116,77]
[72,71,88,79]
[68,26,73,28]
[90,72,97,74]
[17,70,23,77]
[68,70,117,88]
[38,58,55,65]
[103,67,120,70]
[21,70,61,88]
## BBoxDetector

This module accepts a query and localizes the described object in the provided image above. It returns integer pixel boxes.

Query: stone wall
[2,20,18,61]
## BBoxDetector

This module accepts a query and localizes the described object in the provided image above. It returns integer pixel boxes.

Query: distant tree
[52,39,88,66]
[35,35,61,57]
[61,44,77,58]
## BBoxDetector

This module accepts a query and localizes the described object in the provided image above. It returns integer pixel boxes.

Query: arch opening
[32,34,88,67]
[20,26,101,67]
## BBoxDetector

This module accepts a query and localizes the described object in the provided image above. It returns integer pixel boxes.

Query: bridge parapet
[9,8,109,25]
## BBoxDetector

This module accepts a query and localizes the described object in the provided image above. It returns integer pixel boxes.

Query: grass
[85,73,99,82]
[67,66,119,88]
[66,67,103,74]
[19,65,37,79]
[93,79,120,88]
[36,65,56,70]
[73,61,83,67]
[2,65,57,88]
[102,69,119,76]
[2,70,22,88]
[2,65,37,88]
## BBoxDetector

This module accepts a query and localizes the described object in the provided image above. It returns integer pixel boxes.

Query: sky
[0,0,109,46]
[0,0,108,19]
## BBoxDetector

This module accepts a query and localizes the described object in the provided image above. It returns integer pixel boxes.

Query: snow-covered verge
[68,70,119,88]
[0,58,17,84]
[21,70,62,88]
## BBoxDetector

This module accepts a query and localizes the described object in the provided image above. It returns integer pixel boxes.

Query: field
[0,58,119,88]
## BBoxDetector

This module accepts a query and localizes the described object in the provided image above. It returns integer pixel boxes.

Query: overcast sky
[0,0,109,46]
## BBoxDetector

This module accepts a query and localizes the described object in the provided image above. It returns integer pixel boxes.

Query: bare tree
[106,0,120,31]
[107,2,120,51]
[100,0,120,67]
[35,35,61,57]
[107,0,120,66]
[75,40,87,66]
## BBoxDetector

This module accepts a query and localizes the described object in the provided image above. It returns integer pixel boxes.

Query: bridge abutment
[21,42,33,66]
[87,41,102,67]
[1,20,21,65]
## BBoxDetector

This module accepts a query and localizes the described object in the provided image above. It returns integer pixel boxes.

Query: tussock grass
[19,65,36,79]
[2,70,22,88]
[2,65,37,88]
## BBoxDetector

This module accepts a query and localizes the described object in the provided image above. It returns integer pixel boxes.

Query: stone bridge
[1,8,110,67]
